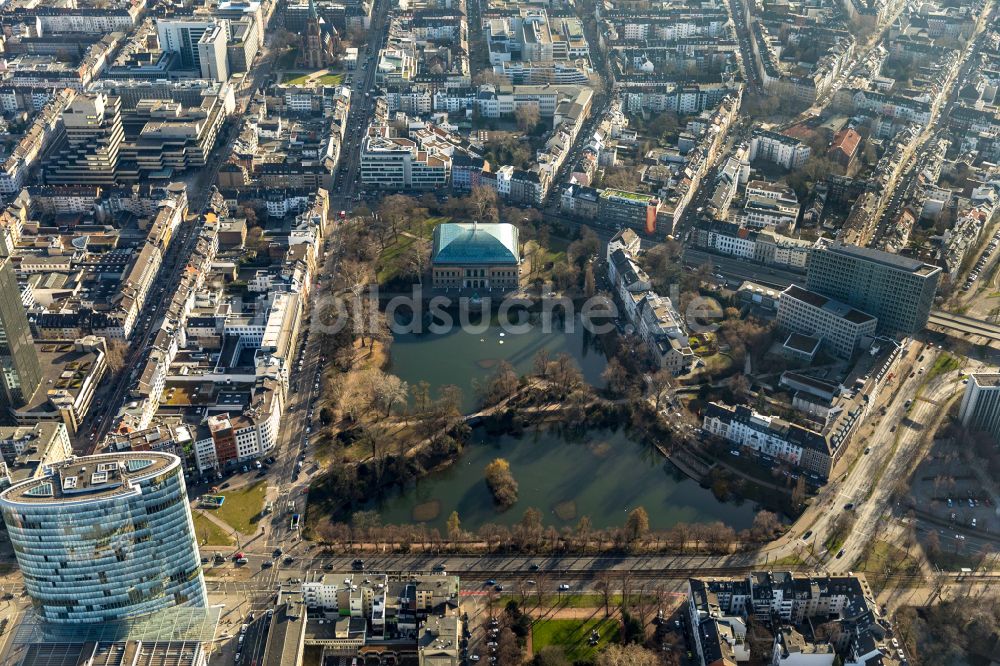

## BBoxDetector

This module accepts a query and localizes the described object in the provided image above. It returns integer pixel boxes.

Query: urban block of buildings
[607,229,694,374]
[688,571,907,666]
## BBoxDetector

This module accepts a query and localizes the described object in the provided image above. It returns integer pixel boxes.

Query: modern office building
[805,242,941,335]
[195,23,230,82]
[157,18,229,79]
[20,641,209,666]
[777,285,877,359]
[360,126,451,190]
[0,451,207,624]
[958,373,1000,442]
[43,93,125,186]
[0,253,42,416]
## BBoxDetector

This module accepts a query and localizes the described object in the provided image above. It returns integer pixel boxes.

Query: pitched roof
[829,128,861,158]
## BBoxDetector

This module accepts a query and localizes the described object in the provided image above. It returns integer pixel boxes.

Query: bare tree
[575,515,592,551]
[477,360,520,407]
[595,571,613,617]
[595,644,661,666]
[378,194,418,242]
[470,185,500,224]
[473,70,508,86]
[359,423,391,485]
[648,369,673,411]
[515,104,541,133]
[446,510,462,543]
[624,507,650,544]
[104,338,129,375]
[340,259,371,299]
[495,627,522,666]
[372,372,408,416]
[729,374,751,403]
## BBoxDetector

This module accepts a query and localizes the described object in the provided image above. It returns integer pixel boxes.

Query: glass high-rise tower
[0,451,207,624]
[0,253,41,415]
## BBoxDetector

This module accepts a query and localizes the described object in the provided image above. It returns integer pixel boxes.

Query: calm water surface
[389,315,607,411]
[374,427,758,531]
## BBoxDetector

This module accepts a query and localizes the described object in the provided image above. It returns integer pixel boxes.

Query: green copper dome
[432,223,520,265]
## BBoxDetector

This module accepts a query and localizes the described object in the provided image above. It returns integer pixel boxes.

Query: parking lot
[960,227,1000,294]
[907,432,1000,558]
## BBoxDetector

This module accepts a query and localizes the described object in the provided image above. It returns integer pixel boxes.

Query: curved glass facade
[0,452,207,624]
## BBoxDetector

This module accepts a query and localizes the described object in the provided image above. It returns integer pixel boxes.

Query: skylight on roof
[25,482,53,497]
[125,458,154,472]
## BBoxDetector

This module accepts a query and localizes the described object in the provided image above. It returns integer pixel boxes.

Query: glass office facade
[0,452,206,624]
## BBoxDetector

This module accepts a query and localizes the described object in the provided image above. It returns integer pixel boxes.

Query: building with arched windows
[430,222,521,292]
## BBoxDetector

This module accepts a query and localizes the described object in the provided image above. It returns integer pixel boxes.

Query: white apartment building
[360,127,451,189]
[749,130,811,170]
[741,195,800,229]
[703,404,812,469]
[707,227,756,260]
[36,10,141,34]
[607,229,694,373]
[746,180,798,202]
[495,165,513,197]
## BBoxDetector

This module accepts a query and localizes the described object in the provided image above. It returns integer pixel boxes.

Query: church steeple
[298,0,337,70]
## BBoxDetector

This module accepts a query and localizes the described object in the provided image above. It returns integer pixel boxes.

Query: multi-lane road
[329,0,392,211]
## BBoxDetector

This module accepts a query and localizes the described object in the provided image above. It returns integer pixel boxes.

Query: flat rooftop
[0,451,176,505]
[826,242,940,276]
[784,285,875,325]
[784,332,821,354]
[19,342,103,413]
[263,604,306,666]
[971,373,1000,388]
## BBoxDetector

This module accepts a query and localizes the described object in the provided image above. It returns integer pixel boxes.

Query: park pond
[388,313,607,412]
[372,426,759,532]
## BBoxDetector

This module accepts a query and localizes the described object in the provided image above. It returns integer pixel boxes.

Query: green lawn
[281,71,344,86]
[376,216,447,285]
[193,512,235,547]
[532,618,620,662]
[926,352,961,382]
[824,533,846,554]
[214,481,267,534]
[854,541,923,586]
[524,238,568,284]
[771,553,806,567]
